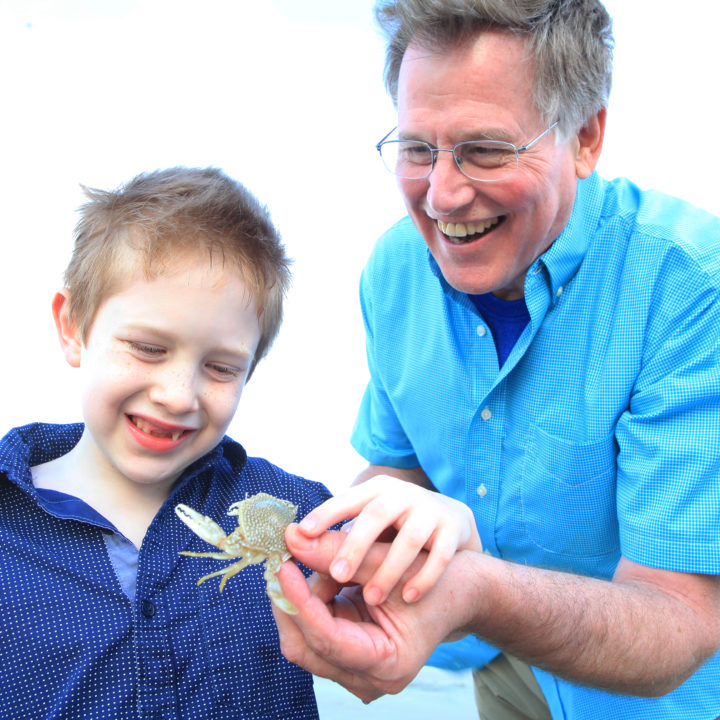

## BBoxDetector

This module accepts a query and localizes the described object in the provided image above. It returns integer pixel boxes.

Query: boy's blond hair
[64,167,291,377]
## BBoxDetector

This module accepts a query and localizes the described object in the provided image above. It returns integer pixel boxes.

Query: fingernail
[299,516,317,532]
[403,587,419,603]
[290,530,318,550]
[330,559,350,582]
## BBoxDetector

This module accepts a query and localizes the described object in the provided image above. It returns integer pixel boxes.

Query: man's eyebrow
[398,127,518,144]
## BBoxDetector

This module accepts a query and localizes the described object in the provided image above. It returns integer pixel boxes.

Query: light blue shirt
[351,172,720,719]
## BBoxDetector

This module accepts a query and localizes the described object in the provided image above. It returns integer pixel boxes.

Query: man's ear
[52,290,82,368]
[574,107,606,180]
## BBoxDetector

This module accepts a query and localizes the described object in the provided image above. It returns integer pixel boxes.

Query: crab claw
[175,503,228,547]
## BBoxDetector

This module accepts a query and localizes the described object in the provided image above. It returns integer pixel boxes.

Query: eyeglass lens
[379,140,519,181]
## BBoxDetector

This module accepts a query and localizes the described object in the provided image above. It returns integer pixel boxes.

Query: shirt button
[476,325,487,337]
[476,484,488,498]
[556,286,564,297]
[480,407,492,421]
[141,600,156,618]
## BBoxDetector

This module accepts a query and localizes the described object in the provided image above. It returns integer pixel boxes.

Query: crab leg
[185,557,254,591]
[180,550,239,560]
[265,561,299,615]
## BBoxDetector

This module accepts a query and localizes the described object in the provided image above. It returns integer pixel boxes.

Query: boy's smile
[126,413,196,449]
[56,251,261,495]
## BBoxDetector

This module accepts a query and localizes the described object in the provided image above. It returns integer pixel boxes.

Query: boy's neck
[31,431,175,549]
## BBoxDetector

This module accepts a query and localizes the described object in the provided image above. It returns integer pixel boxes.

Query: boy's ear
[52,290,83,368]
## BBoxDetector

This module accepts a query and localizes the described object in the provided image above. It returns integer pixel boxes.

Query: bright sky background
[2,1,719,493]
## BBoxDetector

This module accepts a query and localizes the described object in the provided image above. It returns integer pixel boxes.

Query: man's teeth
[437,218,500,237]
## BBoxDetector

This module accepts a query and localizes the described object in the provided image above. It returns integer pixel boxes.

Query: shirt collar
[0,422,83,490]
[175,434,248,486]
[534,172,604,298]
[0,422,248,495]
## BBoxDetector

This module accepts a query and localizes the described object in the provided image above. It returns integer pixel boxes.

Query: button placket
[135,594,175,716]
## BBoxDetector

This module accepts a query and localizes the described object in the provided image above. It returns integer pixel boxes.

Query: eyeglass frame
[375,121,560,182]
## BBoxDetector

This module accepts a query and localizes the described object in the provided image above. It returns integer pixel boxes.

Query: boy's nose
[148,367,201,414]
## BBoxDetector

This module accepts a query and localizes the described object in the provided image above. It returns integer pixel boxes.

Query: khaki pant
[473,653,552,720]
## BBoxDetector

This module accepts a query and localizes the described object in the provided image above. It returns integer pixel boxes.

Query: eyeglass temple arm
[517,121,559,152]
[376,126,398,151]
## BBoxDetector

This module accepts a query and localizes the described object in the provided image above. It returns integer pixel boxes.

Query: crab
[175,492,299,614]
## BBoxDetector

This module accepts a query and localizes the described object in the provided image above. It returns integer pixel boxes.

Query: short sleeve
[616,243,720,573]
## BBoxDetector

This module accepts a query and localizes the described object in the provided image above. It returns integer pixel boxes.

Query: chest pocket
[521,426,620,559]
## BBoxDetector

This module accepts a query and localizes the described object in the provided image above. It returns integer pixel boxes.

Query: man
[274,1,720,718]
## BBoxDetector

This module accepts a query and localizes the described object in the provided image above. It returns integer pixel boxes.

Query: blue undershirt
[469,292,530,366]
[35,487,140,600]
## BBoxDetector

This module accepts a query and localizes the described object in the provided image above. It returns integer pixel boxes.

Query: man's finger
[270,571,383,703]
[286,526,393,585]
[274,562,396,695]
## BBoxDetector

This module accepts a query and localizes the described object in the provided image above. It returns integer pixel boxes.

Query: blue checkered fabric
[352,172,720,719]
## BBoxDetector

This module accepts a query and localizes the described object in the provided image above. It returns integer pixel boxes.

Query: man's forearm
[458,552,720,696]
[353,463,436,490]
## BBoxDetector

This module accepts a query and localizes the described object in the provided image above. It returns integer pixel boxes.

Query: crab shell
[226,492,298,557]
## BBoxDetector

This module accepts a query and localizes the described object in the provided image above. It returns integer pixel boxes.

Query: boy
[0,167,331,719]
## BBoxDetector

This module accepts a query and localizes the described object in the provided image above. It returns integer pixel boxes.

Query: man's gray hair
[375,0,613,136]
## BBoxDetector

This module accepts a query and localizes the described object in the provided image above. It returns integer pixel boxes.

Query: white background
[1,0,719,494]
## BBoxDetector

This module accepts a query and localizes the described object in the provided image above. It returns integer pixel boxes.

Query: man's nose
[425,149,476,215]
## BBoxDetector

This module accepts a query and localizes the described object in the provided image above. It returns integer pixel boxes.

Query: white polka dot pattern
[0,423,330,719]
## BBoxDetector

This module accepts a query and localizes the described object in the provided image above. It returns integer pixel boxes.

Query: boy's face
[60,253,261,490]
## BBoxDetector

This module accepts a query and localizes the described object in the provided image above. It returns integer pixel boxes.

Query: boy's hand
[293,476,482,605]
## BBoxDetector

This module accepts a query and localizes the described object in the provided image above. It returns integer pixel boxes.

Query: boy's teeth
[132,416,185,441]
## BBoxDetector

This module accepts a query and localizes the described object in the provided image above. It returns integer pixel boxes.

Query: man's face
[69,253,261,490]
[396,31,586,299]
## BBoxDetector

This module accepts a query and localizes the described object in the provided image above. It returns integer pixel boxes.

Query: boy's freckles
[72,254,262,491]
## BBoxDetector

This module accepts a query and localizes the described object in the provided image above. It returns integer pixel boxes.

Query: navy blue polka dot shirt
[0,423,331,719]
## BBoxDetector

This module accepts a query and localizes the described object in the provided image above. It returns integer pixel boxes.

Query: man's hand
[275,523,720,699]
[272,525,473,704]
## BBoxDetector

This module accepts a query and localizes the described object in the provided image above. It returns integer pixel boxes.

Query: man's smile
[436,216,505,244]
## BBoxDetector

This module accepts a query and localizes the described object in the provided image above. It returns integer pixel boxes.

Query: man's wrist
[435,549,492,641]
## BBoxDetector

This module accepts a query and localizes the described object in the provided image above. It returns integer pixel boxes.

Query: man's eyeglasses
[375,122,559,182]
